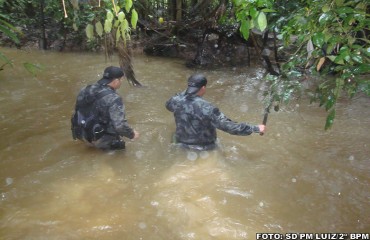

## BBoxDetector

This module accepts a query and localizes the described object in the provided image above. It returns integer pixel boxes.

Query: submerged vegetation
[0,0,369,129]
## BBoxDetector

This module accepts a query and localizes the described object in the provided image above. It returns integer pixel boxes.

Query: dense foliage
[233,0,369,129]
[277,0,369,129]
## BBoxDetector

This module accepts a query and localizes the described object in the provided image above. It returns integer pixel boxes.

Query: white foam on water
[138,222,147,229]
[187,151,198,161]
[92,225,112,231]
[5,177,13,186]
[224,189,253,199]
[136,150,144,159]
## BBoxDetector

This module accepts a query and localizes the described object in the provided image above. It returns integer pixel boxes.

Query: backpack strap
[75,85,113,110]
[95,88,113,102]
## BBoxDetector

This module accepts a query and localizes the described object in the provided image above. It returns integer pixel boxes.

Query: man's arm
[165,93,182,112]
[211,107,261,136]
[109,99,135,139]
[165,97,174,112]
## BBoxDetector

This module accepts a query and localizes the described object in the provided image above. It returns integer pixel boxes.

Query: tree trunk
[169,0,177,21]
[176,0,182,22]
[39,0,47,50]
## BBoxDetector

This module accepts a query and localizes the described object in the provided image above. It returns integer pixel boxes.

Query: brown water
[0,47,369,239]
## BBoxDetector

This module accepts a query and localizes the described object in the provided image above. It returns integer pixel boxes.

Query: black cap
[185,73,207,95]
[97,66,124,85]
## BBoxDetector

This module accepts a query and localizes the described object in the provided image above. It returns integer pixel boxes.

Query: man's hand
[258,125,266,135]
[132,130,140,140]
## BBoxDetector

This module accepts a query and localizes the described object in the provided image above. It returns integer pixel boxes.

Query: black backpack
[71,86,112,142]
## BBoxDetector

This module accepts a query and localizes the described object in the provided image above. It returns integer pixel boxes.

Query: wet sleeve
[165,97,175,112]
[166,93,181,112]
[211,107,260,135]
[108,98,135,139]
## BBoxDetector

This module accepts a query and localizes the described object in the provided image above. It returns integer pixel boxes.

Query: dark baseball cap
[97,66,124,85]
[185,73,207,94]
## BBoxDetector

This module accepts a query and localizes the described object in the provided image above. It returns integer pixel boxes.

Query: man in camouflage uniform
[165,73,265,150]
[72,66,139,150]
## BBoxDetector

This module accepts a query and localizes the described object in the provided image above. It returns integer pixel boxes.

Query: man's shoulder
[83,84,120,103]
[99,88,121,105]
[79,83,102,95]
[193,95,213,106]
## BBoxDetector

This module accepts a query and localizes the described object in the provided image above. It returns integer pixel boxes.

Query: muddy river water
[0,47,369,239]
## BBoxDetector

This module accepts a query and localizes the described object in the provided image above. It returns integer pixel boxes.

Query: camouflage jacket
[75,83,135,139]
[165,91,260,145]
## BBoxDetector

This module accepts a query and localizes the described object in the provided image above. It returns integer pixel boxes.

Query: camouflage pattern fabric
[166,91,260,148]
[75,83,134,149]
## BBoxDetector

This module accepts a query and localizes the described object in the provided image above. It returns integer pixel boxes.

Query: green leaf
[312,32,325,47]
[0,19,22,34]
[121,19,129,33]
[249,7,258,18]
[23,63,43,77]
[257,12,267,31]
[325,108,336,130]
[325,95,335,111]
[358,80,370,96]
[322,5,330,12]
[240,19,250,40]
[334,54,345,65]
[324,32,332,42]
[355,2,366,11]
[335,0,344,7]
[327,55,336,62]
[0,25,20,44]
[95,21,103,37]
[131,9,138,29]
[339,46,349,54]
[336,7,354,14]
[125,0,133,12]
[341,71,351,80]
[261,8,275,13]
[352,55,363,63]
[116,27,121,42]
[118,12,125,22]
[319,13,331,24]
[85,24,94,39]
[104,19,112,33]
[0,51,13,66]
[352,64,370,74]
[107,10,114,21]
[335,78,344,97]
[234,0,242,7]
[344,54,351,63]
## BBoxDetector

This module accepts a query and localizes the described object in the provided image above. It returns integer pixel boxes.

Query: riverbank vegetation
[0,0,369,129]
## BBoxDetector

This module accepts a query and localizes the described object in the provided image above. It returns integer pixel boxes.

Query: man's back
[166,92,217,146]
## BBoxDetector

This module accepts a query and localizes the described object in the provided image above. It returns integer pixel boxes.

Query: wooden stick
[62,0,68,18]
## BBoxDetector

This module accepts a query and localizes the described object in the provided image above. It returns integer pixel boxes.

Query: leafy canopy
[84,0,138,45]
[234,0,369,129]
